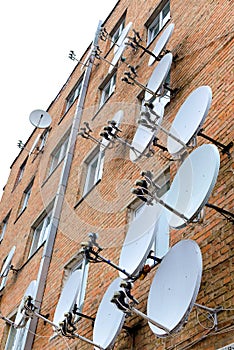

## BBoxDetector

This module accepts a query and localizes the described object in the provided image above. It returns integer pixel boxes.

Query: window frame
[49,134,69,176]
[29,209,52,257]
[65,77,83,114]
[18,179,34,215]
[99,72,117,108]
[110,15,126,47]
[146,0,170,45]
[0,212,10,243]
[83,147,105,196]
[13,157,28,190]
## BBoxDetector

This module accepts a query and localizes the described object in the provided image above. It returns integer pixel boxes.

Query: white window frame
[0,213,10,243]
[19,180,33,214]
[0,255,8,291]
[4,314,17,350]
[83,148,105,196]
[131,166,171,263]
[64,256,89,315]
[100,73,116,108]
[111,17,125,46]
[147,0,170,45]
[49,135,69,175]
[65,79,83,113]
[29,210,52,257]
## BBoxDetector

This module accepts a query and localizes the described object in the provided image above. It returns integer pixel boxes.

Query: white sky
[0,0,118,197]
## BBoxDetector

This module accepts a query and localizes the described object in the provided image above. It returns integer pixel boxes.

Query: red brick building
[0,1,233,349]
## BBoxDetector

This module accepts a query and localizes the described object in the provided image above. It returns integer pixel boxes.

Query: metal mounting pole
[198,130,233,158]
[130,306,171,333]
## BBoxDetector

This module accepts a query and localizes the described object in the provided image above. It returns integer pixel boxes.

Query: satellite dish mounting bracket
[197,129,233,158]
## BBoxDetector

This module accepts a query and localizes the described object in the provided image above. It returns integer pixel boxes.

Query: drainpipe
[25,21,102,349]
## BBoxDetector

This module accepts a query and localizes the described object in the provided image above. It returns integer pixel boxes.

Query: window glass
[100,73,116,108]
[49,136,69,175]
[18,180,33,214]
[65,79,83,113]
[111,18,125,45]
[147,1,170,45]
[29,210,52,256]
[83,149,104,195]
[0,213,10,242]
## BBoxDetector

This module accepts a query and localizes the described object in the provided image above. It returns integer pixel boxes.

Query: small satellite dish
[154,211,170,259]
[0,246,16,278]
[119,201,162,279]
[29,109,52,129]
[167,86,212,156]
[145,53,173,102]
[101,109,124,148]
[148,23,175,66]
[147,239,202,337]
[53,269,82,327]
[15,280,37,328]
[109,39,127,73]
[130,102,164,162]
[114,22,132,53]
[93,277,125,349]
[164,144,220,228]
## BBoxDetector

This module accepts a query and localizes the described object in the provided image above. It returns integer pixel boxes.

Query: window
[111,16,125,46]
[18,180,34,214]
[0,212,10,243]
[83,148,105,196]
[99,73,116,108]
[64,256,89,314]
[147,0,170,45]
[0,256,8,291]
[49,135,69,175]
[3,314,17,350]
[13,158,28,189]
[29,210,52,256]
[65,79,83,113]
[130,167,171,262]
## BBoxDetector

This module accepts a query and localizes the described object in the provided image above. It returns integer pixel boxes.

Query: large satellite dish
[0,246,16,278]
[130,102,164,162]
[109,39,127,73]
[149,23,175,66]
[114,22,132,53]
[14,280,37,328]
[93,277,125,349]
[29,109,52,129]
[167,86,212,156]
[101,110,124,148]
[145,52,173,102]
[53,269,82,327]
[147,240,202,337]
[164,144,220,228]
[119,201,162,279]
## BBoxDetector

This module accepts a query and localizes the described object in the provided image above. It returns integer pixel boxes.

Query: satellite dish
[147,239,202,337]
[119,201,162,279]
[145,53,173,102]
[15,280,37,328]
[109,39,128,73]
[0,246,16,278]
[154,211,170,259]
[164,144,220,228]
[130,102,164,162]
[101,109,124,148]
[149,23,175,66]
[114,22,132,53]
[93,277,125,349]
[29,109,52,129]
[167,86,212,156]
[53,269,82,327]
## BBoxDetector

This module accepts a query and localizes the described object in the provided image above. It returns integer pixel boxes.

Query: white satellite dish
[147,240,202,337]
[14,280,37,328]
[0,246,16,278]
[167,86,212,156]
[109,39,127,73]
[145,52,173,102]
[114,22,132,53]
[29,109,52,129]
[130,102,164,162]
[119,201,162,279]
[164,144,220,228]
[53,269,82,327]
[101,109,124,148]
[93,277,125,349]
[149,23,175,66]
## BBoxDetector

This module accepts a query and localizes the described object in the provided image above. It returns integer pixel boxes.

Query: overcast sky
[0,0,118,198]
